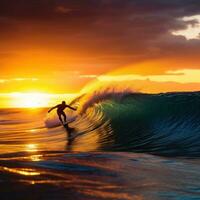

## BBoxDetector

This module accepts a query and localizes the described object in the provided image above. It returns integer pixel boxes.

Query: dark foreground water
[1,151,200,200]
[1,91,200,199]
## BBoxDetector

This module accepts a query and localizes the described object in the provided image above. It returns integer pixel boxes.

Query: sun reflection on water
[30,154,43,161]
[1,167,40,176]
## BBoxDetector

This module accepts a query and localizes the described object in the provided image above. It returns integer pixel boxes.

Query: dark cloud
[0,0,200,75]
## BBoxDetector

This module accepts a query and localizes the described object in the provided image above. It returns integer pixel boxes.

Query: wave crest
[70,90,200,157]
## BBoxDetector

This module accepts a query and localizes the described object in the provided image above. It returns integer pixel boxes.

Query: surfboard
[45,115,77,129]
[62,123,87,140]
[68,131,87,140]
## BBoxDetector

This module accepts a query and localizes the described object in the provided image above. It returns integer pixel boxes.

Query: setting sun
[0,92,77,108]
[10,93,51,108]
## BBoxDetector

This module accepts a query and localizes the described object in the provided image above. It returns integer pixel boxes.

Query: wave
[67,89,200,157]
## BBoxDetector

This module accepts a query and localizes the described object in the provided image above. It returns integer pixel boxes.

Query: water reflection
[29,154,43,161]
[1,167,40,176]
[0,107,113,154]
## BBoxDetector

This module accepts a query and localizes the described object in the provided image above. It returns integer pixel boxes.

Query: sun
[25,144,38,152]
[10,92,51,108]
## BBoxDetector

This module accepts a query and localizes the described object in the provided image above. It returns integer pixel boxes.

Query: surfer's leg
[58,113,63,124]
[62,112,67,123]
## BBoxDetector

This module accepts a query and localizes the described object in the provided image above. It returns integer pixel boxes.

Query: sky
[0,0,200,107]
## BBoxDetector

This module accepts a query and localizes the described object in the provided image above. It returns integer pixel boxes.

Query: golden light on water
[1,167,40,176]
[30,155,43,162]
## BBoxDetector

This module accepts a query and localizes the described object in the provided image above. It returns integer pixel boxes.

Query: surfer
[48,101,77,125]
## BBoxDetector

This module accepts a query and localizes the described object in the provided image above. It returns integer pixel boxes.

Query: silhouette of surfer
[48,101,77,125]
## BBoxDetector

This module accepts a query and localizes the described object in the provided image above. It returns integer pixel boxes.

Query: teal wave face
[75,91,200,157]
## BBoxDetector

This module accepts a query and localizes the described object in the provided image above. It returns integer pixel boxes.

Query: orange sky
[0,1,200,107]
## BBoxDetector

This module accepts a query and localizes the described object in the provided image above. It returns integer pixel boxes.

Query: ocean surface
[1,91,200,199]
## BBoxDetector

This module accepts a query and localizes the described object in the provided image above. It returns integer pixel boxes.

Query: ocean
[1,91,200,199]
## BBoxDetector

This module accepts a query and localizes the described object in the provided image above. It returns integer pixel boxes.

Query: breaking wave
[67,89,200,157]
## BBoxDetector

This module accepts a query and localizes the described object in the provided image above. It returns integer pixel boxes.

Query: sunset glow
[10,93,50,108]
[98,69,200,84]
[1,2,200,199]
[0,1,200,108]
[26,144,38,152]
[0,92,77,108]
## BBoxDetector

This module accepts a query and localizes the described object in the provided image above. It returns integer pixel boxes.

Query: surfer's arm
[48,105,58,113]
[66,105,77,111]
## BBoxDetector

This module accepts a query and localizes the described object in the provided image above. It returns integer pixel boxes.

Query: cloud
[55,6,75,14]
[97,69,200,84]
[79,74,98,79]
[172,15,200,39]
[0,78,38,83]
[0,0,200,85]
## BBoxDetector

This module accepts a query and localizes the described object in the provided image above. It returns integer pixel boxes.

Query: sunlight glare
[26,144,38,152]
[10,92,50,108]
